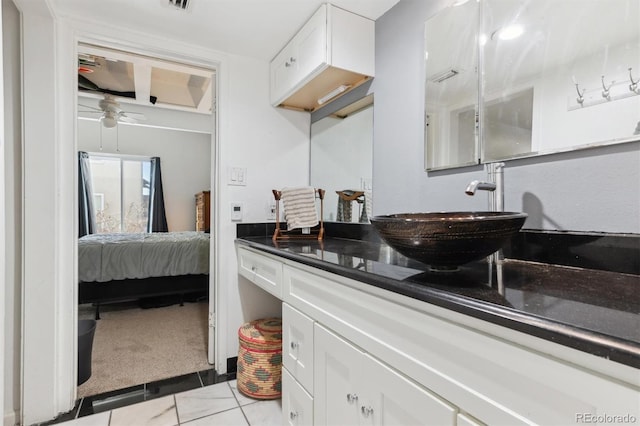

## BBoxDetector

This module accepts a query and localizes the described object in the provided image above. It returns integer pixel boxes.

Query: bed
[78,231,210,318]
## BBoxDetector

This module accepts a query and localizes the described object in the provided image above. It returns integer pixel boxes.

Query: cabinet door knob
[285,61,291,67]
[251,266,257,272]
[290,56,296,63]
[290,341,299,350]
[361,406,374,417]
[289,411,298,420]
[346,393,358,404]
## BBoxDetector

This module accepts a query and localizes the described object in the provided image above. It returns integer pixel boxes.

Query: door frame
[0,0,6,422]
[19,10,227,423]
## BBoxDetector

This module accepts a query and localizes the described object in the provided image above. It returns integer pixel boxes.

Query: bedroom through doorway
[75,42,217,399]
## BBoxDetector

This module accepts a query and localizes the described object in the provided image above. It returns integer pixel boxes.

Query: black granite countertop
[236,235,640,369]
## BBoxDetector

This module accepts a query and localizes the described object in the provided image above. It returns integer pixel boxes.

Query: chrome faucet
[465,162,505,212]
[466,163,507,266]
[465,180,496,195]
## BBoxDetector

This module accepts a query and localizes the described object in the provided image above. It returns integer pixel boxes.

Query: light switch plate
[228,167,247,186]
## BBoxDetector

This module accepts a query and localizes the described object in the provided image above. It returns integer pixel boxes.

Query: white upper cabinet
[270,3,375,111]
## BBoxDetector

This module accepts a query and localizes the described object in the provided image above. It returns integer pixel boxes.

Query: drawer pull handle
[361,406,374,417]
[289,411,298,420]
[290,341,299,350]
[346,393,358,404]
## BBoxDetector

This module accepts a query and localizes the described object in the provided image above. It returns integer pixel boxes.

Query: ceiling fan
[79,95,147,128]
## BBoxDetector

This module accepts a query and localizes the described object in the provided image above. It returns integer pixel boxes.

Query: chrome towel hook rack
[629,67,639,94]
[601,75,613,100]
[573,77,586,105]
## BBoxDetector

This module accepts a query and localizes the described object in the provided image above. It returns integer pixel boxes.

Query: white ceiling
[49,0,400,61]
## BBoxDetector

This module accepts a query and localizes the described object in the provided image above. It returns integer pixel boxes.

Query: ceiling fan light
[101,112,118,128]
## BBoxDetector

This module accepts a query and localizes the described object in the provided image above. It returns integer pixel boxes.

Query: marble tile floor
[44,369,230,424]
[53,380,282,426]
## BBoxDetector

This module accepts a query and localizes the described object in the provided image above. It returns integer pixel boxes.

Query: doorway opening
[75,42,217,400]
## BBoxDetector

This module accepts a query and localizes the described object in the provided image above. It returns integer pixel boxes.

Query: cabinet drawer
[283,303,314,394]
[237,246,283,298]
[282,367,313,426]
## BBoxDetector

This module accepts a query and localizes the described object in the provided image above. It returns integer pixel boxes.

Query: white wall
[218,54,310,360]
[19,3,78,422]
[373,0,640,234]
[2,1,19,423]
[77,120,211,232]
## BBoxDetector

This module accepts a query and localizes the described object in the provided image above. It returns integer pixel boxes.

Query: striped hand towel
[281,187,319,231]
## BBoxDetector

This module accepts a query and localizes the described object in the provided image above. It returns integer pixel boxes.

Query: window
[89,154,151,233]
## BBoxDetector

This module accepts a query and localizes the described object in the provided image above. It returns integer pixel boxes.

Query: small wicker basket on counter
[237,318,283,399]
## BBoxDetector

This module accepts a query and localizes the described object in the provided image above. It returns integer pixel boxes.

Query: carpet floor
[77,301,212,398]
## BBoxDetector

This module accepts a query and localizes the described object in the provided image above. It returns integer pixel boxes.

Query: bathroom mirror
[425,0,640,170]
[310,94,373,222]
[424,0,480,171]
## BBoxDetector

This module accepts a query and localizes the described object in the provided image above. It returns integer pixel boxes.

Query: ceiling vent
[167,0,191,11]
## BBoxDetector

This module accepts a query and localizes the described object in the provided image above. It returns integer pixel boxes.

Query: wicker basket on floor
[237,318,282,399]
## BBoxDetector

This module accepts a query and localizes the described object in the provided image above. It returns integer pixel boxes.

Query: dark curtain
[147,157,169,232]
[78,151,95,237]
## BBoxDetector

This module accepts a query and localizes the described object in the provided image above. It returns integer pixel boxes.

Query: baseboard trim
[226,356,237,373]
[4,410,17,426]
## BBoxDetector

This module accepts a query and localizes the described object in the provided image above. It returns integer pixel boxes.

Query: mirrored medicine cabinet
[425,0,640,171]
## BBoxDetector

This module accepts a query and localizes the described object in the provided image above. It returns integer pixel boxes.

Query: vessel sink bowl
[370,212,527,270]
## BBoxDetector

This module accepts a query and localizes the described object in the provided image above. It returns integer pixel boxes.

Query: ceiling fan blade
[78,111,105,115]
[121,112,147,120]
[78,104,103,112]
[118,115,138,124]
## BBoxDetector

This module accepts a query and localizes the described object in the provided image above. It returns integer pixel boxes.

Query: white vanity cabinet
[235,244,640,426]
[282,367,313,426]
[237,245,283,298]
[314,323,458,426]
[283,303,315,393]
[270,3,375,111]
[282,303,316,425]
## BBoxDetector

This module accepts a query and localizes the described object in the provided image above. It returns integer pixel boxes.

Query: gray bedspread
[78,232,210,282]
